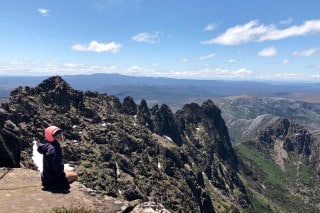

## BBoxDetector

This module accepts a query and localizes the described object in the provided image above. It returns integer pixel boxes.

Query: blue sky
[1,0,320,81]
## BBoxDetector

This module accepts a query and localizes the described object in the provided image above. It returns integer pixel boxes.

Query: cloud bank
[1,60,319,81]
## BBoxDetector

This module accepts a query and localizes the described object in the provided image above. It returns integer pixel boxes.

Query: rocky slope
[0,76,251,212]
[235,118,320,212]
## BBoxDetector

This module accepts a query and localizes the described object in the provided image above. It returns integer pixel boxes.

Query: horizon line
[0,73,319,84]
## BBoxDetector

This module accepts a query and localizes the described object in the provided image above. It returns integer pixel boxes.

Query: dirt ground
[0,168,130,213]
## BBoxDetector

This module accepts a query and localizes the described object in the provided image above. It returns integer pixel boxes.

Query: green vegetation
[235,143,315,212]
[235,143,313,187]
[299,163,312,185]
[234,143,286,188]
[284,160,312,186]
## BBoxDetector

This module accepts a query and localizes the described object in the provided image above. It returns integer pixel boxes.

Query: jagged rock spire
[34,76,84,113]
[122,96,137,115]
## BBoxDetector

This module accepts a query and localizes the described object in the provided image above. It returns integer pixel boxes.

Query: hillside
[235,118,320,212]
[0,76,251,212]
[215,96,320,143]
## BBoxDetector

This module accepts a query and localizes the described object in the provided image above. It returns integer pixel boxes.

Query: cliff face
[0,76,251,212]
[0,108,20,167]
[235,117,320,212]
[245,118,313,164]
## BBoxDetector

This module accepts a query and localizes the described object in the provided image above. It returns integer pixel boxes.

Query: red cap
[44,126,61,142]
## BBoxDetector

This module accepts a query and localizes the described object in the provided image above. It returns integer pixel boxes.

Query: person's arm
[52,152,64,174]
[51,149,70,188]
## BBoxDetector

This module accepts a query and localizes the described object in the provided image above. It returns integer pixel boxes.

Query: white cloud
[201,20,268,45]
[128,65,142,71]
[202,19,320,45]
[1,60,319,81]
[292,48,320,56]
[0,60,119,76]
[274,72,305,79]
[0,60,253,79]
[312,74,320,79]
[203,23,216,32]
[228,59,237,63]
[198,53,217,61]
[179,57,190,62]
[282,58,290,64]
[258,46,277,57]
[179,53,217,62]
[232,68,253,76]
[132,32,160,44]
[168,67,254,79]
[282,48,320,64]
[38,8,49,16]
[71,41,122,53]
[260,20,320,41]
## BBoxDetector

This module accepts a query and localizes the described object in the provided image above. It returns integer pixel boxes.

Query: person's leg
[64,170,78,183]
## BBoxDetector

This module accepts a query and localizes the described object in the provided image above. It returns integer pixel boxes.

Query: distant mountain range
[1,74,320,108]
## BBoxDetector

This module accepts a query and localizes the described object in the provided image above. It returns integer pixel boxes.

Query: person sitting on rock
[37,125,78,191]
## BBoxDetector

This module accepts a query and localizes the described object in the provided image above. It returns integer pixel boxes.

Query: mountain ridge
[2,75,320,212]
[0,76,251,212]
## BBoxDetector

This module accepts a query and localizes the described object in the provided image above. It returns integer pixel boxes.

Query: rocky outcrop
[0,108,20,167]
[151,104,182,146]
[122,96,137,115]
[34,76,85,113]
[175,101,249,211]
[0,76,252,212]
[236,117,320,212]
[136,99,155,131]
[247,118,313,162]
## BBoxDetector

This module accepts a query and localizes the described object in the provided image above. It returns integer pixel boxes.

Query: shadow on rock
[42,187,70,194]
